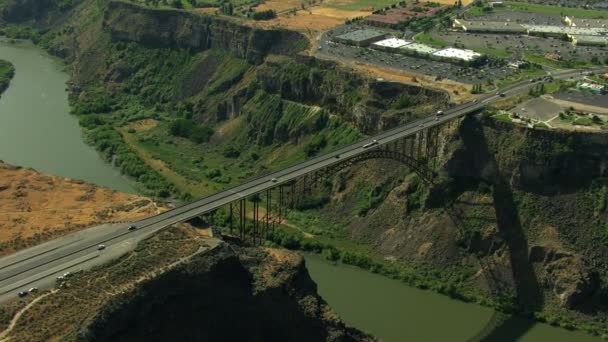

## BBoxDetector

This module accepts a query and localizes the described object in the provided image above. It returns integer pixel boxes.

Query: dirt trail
[0,290,58,341]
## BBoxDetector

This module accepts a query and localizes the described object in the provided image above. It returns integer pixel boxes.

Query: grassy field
[414,31,449,48]
[506,1,608,18]
[324,0,403,11]
[495,67,546,88]
[466,1,608,18]
[524,52,593,69]
[493,112,512,122]
[473,47,510,58]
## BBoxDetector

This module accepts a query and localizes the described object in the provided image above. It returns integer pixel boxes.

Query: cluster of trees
[141,0,197,9]
[471,83,484,94]
[169,119,214,143]
[528,83,546,97]
[251,9,276,20]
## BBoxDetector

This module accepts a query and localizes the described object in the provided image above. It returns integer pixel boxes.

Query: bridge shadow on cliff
[452,117,544,342]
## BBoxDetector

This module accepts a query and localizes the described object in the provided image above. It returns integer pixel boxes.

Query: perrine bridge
[0,67,604,308]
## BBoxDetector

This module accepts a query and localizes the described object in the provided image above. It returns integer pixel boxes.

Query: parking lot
[434,31,608,63]
[465,11,564,25]
[318,26,517,84]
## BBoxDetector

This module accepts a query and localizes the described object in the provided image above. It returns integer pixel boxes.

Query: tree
[171,0,183,8]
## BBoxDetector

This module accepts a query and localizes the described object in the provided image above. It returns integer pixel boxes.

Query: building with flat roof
[334,29,387,47]
[564,17,608,28]
[569,34,608,46]
[372,38,411,51]
[453,19,527,33]
[523,24,608,37]
[432,48,483,62]
[399,43,438,56]
[578,81,606,94]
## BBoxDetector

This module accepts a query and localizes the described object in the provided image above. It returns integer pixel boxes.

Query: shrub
[252,9,276,20]
[169,119,214,143]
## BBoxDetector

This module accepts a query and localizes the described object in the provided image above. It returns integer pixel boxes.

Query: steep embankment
[280,116,608,336]
[0,0,449,199]
[1,233,373,342]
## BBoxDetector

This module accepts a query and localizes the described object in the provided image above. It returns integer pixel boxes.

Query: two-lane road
[0,66,606,303]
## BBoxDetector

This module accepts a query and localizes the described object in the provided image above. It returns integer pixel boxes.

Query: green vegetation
[506,1,608,18]
[495,66,546,88]
[473,47,510,58]
[524,52,593,69]
[327,0,404,11]
[0,60,15,95]
[169,119,214,143]
[414,31,449,48]
[251,9,276,20]
[492,112,512,122]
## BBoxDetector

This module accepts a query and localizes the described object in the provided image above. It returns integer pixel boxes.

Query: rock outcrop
[103,1,308,64]
[79,244,373,342]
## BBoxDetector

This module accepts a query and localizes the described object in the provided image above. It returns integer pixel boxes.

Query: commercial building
[564,17,608,28]
[372,38,412,51]
[569,34,608,46]
[399,43,438,56]
[523,24,608,37]
[432,48,483,63]
[453,19,527,34]
[334,29,387,47]
[578,81,606,94]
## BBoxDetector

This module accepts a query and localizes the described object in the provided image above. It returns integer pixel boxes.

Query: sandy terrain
[0,162,164,256]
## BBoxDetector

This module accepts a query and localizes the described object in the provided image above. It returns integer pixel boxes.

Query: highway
[0,66,606,303]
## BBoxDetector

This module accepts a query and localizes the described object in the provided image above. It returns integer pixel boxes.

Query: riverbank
[0,59,14,95]
[0,161,163,256]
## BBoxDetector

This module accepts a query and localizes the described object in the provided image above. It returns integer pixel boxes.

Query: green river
[0,38,602,342]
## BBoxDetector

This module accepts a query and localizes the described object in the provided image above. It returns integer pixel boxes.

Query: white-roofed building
[432,48,484,64]
[399,43,438,56]
[564,16,608,28]
[372,38,412,52]
[523,24,608,37]
[569,34,608,46]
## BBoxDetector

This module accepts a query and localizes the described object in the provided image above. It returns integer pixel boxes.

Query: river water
[0,38,602,342]
[0,38,133,193]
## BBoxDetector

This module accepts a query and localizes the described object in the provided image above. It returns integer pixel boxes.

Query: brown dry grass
[252,3,370,44]
[124,119,159,132]
[3,226,205,341]
[0,162,164,256]
[344,61,476,104]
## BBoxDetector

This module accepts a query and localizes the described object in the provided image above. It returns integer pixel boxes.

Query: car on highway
[18,291,29,298]
[271,178,278,183]
[362,140,378,149]
[128,225,137,231]
[97,244,106,250]
[496,92,506,97]
[28,287,38,293]
[436,110,444,116]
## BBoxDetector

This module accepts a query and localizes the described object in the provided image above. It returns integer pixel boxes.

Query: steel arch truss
[213,123,448,245]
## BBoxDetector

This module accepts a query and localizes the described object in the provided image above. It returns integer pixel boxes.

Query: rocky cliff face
[79,244,373,342]
[103,1,308,64]
[256,55,450,134]
[304,115,608,332]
